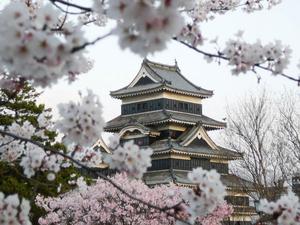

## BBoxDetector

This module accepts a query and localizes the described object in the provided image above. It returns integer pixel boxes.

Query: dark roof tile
[104,110,226,131]
[111,59,213,98]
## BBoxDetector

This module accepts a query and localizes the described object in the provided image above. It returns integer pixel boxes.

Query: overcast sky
[38,0,300,140]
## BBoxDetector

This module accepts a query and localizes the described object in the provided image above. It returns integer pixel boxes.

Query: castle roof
[111,59,213,99]
[150,142,241,160]
[143,169,254,191]
[104,110,226,132]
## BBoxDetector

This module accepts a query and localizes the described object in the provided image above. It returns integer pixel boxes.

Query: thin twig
[0,139,14,148]
[56,3,69,31]
[71,32,113,53]
[49,0,92,12]
[50,1,88,15]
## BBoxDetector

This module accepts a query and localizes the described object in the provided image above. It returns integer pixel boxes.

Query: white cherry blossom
[0,193,31,225]
[181,167,226,222]
[105,140,153,178]
[222,38,291,75]
[259,191,300,225]
[0,2,91,87]
[56,90,105,147]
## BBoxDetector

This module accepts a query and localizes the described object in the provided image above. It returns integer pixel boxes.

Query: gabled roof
[179,124,219,149]
[93,137,111,154]
[119,123,151,137]
[104,110,226,132]
[111,59,213,99]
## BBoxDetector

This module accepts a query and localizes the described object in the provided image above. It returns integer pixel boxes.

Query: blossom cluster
[105,138,153,178]
[181,168,226,222]
[36,173,177,225]
[91,0,283,56]
[243,0,282,13]
[222,38,291,75]
[56,90,105,147]
[1,121,36,163]
[68,145,102,167]
[0,1,91,87]
[188,0,239,22]
[177,23,204,47]
[0,118,62,179]
[196,203,233,225]
[94,0,194,56]
[259,191,300,225]
[0,193,31,225]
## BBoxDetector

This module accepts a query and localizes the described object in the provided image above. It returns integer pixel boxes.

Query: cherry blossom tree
[36,173,233,225]
[0,1,300,225]
[0,81,94,224]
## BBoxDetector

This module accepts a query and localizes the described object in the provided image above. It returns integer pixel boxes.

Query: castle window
[179,102,183,110]
[173,102,177,109]
[189,104,193,113]
[131,106,136,113]
[121,99,202,115]
[184,103,188,111]
[142,102,148,110]
[149,101,153,110]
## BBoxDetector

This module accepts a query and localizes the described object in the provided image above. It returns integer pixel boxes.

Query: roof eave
[152,149,242,160]
[104,119,226,132]
[110,86,213,99]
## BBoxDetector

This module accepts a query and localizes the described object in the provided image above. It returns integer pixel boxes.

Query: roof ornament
[162,79,172,85]
[174,58,181,72]
[196,121,203,126]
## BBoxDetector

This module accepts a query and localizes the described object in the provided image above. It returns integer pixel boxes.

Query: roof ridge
[144,58,178,71]
[142,61,164,82]
[175,69,213,94]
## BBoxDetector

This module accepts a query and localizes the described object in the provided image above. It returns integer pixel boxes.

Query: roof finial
[174,59,180,72]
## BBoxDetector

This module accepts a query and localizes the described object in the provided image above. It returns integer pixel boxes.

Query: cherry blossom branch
[0,129,190,225]
[174,39,300,85]
[71,31,113,53]
[181,2,244,13]
[0,140,14,148]
[51,4,69,31]
[49,0,92,13]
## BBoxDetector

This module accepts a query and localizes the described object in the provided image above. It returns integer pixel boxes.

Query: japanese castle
[97,59,256,224]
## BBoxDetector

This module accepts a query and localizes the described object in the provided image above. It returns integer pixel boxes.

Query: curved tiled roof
[104,110,226,131]
[144,169,254,190]
[111,59,213,99]
[149,139,242,160]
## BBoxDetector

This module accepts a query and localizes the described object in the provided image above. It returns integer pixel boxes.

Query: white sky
[38,0,300,140]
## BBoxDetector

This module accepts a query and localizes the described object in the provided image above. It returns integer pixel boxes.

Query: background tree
[223,90,297,201]
[276,91,300,166]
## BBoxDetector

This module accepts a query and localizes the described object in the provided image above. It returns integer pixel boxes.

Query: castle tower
[103,59,256,224]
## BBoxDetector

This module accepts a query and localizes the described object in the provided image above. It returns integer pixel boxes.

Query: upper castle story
[111,58,213,116]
